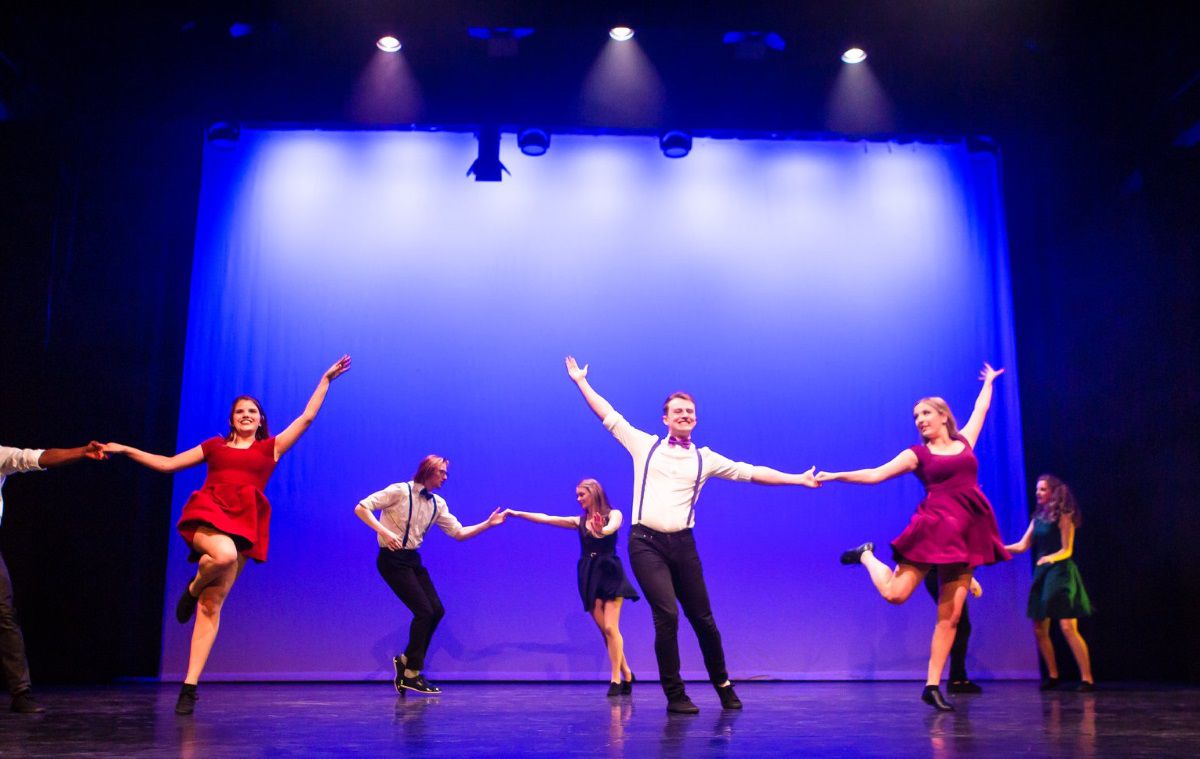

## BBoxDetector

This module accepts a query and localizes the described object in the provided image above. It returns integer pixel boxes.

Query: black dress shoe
[620,672,635,695]
[947,680,983,694]
[10,690,45,714]
[716,683,743,710]
[667,696,699,714]
[921,685,954,711]
[392,656,405,694]
[839,542,875,565]
[1076,681,1095,693]
[1038,677,1060,691]
[175,684,198,715]
[399,675,440,695]
[175,579,199,624]
[606,682,622,697]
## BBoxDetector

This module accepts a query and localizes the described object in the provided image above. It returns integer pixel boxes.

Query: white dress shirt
[602,412,753,532]
[357,481,463,549]
[0,446,44,526]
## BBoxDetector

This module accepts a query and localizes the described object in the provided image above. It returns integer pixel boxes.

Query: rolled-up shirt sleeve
[704,449,754,482]
[435,506,464,537]
[0,446,44,477]
[358,484,403,512]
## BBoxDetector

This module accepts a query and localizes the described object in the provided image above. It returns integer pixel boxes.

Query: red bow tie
[667,436,692,449]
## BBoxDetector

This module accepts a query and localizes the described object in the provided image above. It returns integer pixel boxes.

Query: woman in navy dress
[1005,474,1094,691]
[506,479,639,696]
[817,363,1011,711]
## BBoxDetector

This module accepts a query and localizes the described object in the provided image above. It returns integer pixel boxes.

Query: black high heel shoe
[839,542,874,565]
[921,685,954,711]
[606,681,622,697]
[620,672,635,695]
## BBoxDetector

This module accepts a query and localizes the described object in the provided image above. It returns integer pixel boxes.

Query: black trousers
[377,549,445,673]
[924,573,971,682]
[628,526,727,700]
[0,550,32,695]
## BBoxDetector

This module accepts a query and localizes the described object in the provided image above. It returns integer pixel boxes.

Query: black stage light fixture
[659,130,692,158]
[467,126,509,181]
[517,128,550,156]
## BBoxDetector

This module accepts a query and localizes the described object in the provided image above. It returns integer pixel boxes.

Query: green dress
[1026,517,1093,619]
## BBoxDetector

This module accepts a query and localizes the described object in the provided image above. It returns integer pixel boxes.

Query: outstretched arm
[452,508,508,541]
[959,363,1005,449]
[274,355,352,459]
[1036,517,1076,565]
[565,356,616,421]
[750,465,820,488]
[38,442,107,468]
[1004,520,1035,554]
[505,509,580,530]
[816,449,918,485]
[101,442,205,473]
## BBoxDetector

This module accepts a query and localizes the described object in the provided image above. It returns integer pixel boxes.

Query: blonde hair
[915,396,959,440]
[576,478,613,522]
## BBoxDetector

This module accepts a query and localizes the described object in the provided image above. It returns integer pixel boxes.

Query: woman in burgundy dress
[103,355,350,714]
[817,363,1010,711]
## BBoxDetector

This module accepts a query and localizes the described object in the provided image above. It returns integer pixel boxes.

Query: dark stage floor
[3,681,1197,757]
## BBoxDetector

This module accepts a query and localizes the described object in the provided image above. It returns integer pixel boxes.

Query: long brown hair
[915,396,959,440]
[226,395,269,442]
[577,478,613,524]
[1034,473,1082,526]
[413,455,450,484]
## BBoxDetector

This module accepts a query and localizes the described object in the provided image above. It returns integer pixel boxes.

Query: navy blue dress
[576,518,640,611]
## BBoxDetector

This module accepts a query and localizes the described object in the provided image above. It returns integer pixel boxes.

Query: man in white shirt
[565,357,818,714]
[354,454,507,695]
[1,442,105,714]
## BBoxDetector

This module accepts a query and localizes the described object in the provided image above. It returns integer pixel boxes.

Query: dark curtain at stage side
[162,130,1032,681]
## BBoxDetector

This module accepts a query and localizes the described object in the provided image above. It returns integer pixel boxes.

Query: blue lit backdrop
[163,129,1034,680]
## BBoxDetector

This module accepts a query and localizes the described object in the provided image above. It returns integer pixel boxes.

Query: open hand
[979,362,1005,384]
[487,507,507,526]
[564,356,588,382]
[325,355,353,382]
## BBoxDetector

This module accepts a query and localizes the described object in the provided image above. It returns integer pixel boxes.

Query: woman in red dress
[816,363,1010,711]
[103,355,350,714]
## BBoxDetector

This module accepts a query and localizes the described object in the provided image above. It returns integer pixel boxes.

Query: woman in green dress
[1005,474,1094,691]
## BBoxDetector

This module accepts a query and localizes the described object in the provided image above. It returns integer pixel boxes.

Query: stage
[4,681,1197,757]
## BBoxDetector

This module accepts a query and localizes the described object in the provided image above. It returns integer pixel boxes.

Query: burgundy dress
[890,434,1010,568]
[177,436,277,563]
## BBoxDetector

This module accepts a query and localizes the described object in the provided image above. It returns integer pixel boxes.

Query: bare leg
[859,549,929,604]
[183,530,244,685]
[1033,619,1058,678]
[1058,619,1093,683]
[601,598,629,683]
[927,566,970,686]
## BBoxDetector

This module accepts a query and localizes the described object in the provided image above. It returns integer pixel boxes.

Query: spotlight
[609,26,635,42]
[228,22,253,39]
[841,47,867,64]
[467,126,509,182]
[376,36,402,53]
[659,131,692,159]
[517,128,550,157]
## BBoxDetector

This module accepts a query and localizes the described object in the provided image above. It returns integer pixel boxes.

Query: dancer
[354,454,507,695]
[1005,474,1094,691]
[818,363,1010,711]
[506,478,640,696]
[565,356,819,714]
[103,355,351,714]
[1,442,105,713]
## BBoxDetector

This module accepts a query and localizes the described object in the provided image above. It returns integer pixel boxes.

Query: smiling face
[228,396,265,440]
[662,396,697,439]
[576,486,594,511]
[912,401,948,441]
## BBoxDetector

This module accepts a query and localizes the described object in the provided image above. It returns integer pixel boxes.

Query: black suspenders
[401,483,440,549]
[636,440,703,527]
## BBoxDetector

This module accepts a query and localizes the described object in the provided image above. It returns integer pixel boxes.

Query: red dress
[890,434,1010,568]
[177,436,277,563]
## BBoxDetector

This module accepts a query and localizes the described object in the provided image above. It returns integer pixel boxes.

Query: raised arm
[751,465,819,488]
[565,356,616,421]
[451,507,508,541]
[274,355,352,459]
[38,442,107,468]
[505,509,581,529]
[1004,520,1035,554]
[102,442,205,474]
[959,363,1005,449]
[1036,517,1076,565]
[816,449,918,485]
